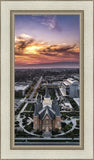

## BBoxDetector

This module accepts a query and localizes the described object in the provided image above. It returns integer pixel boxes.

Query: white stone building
[15,84,30,97]
[60,78,79,98]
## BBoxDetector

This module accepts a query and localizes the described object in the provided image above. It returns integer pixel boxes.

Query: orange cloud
[15,34,79,66]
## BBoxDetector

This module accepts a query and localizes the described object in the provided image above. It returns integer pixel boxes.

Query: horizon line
[15,66,79,70]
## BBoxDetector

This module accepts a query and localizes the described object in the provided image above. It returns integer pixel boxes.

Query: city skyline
[15,15,79,69]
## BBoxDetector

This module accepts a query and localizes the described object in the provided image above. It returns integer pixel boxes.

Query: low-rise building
[15,82,30,97]
[61,102,73,111]
[64,102,73,111]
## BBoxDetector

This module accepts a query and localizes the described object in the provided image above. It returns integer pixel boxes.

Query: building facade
[60,78,79,98]
[15,82,30,97]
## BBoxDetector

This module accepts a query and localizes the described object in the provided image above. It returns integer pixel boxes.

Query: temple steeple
[44,86,50,98]
[43,86,52,108]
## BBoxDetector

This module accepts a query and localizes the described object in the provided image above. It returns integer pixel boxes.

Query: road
[55,89,60,100]
[54,117,79,137]
[15,137,79,140]
[29,76,42,100]
[15,76,42,111]
[15,142,79,145]
[15,77,43,137]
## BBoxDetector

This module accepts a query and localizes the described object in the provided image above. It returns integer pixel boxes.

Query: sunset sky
[15,15,79,69]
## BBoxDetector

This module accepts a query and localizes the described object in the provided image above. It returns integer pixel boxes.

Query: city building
[61,102,73,111]
[64,102,73,111]
[33,87,61,132]
[15,82,30,97]
[73,75,79,81]
[60,78,79,98]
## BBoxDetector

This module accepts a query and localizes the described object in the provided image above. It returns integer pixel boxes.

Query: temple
[33,87,61,134]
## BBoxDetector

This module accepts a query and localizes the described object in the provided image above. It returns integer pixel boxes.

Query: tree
[70,131,74,141]
[52,128,60,135]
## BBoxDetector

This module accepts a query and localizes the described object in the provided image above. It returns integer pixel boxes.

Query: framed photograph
[0,0,94,160]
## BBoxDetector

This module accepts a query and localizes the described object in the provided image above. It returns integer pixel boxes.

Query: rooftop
[15,84,29,91]
[63,81,70,86]
[73,98,79,107]
[63,78,79,86]
[67,78,78,84]
[64,102,72,109]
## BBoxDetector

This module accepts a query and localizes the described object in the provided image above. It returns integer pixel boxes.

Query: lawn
[15,102,25,115]
[24,103,34,111]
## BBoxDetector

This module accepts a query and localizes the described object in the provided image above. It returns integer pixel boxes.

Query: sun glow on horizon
[25,46,42,54]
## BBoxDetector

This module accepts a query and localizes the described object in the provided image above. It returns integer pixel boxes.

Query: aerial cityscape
[15,15,80,145]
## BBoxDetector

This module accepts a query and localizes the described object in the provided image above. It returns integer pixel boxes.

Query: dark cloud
[15,51,22,56]
[38,44,79,58]
[15,38,35,50]
[40,52,58,56]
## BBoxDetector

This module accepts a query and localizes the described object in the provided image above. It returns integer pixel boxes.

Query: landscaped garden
[37,87,45,97]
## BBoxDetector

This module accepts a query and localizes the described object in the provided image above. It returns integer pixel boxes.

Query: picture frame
[10,9,84,150]
[0,0,94,160]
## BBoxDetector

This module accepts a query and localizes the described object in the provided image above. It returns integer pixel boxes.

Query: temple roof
[34,98,60,118]
[52,100,61,116]
[34,101,42,116]
[39,106,55,120]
